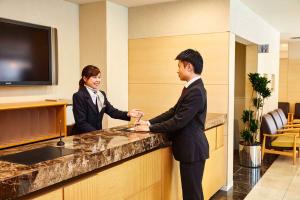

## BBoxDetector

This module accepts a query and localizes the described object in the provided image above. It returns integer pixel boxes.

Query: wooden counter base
[27,125,226,200]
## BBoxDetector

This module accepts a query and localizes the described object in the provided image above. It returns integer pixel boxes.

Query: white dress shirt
[185,76,201,88]
[85,85,105,111]
[147,76,201,126]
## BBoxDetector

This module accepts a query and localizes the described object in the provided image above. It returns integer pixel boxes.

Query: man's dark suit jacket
[72,87,130,134]
[149,78,209,162]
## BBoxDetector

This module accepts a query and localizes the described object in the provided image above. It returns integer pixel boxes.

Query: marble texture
[0,113,226,200]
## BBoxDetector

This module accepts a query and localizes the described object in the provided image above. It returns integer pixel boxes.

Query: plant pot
[239,142,261,168]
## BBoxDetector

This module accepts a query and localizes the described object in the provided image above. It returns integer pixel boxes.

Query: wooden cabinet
[64,150,162,200]
[0,101,67,149]
[31,188,63,200]
[161,125,226,200]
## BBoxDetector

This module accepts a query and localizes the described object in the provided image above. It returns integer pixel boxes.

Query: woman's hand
[127,109,144,118]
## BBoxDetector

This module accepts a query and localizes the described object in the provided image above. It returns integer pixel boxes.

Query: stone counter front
[0,113,226,200]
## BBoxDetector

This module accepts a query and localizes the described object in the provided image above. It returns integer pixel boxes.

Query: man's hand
[134,125,150,132]
[134,119,148,126]
[127,109,144,118]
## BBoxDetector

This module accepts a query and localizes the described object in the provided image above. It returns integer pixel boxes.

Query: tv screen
[0,18,53,85]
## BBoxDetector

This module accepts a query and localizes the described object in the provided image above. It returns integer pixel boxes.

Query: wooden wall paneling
[64,150,162,200]
[216,125,225,149]
[57,105,67,136]
[129,84,183,119]
[29,188,63,200]
[129,33,229,85]
[127,182,161,200]
[245,45,258,109]
[287,59,300,113]
[203,147,226,200]
[129,84,228,120]
[161,147,182,200]
[279,58,288,102]
[205,128,217,152]
[205,84,228,113]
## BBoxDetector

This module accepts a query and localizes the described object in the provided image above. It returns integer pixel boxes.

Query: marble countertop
[0,113,226,200]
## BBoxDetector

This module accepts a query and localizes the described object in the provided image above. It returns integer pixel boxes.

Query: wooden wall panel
[129,33,229,85]
[287,59,300,113]
[129,84,183,119]
[203,147,226,200]
[64,150,161,200]
[279,58,300,113]
[279,58,288,102]
[216,125,225,149]
[31,188,63,200]
[205,85,228,114]
[161,147,181,200]
[129,84,228,119]
[205,128,217,152]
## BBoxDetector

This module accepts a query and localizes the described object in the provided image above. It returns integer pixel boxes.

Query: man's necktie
[181,87,187,96]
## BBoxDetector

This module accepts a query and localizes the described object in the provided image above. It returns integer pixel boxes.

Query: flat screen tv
[0,18,57,86]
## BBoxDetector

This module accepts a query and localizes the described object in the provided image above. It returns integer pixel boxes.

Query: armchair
[261,114,300,165]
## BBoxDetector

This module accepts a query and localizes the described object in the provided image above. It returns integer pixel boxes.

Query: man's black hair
[175,49,203,75]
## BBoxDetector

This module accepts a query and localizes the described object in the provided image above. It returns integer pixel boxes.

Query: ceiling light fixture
[290,37,300,40]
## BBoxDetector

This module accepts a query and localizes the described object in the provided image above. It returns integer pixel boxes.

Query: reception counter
[0,113,226,200]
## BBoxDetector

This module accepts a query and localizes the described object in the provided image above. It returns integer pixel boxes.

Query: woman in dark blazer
[72,65,142,134]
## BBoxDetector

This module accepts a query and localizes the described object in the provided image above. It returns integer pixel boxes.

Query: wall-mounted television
[0,18,57,86]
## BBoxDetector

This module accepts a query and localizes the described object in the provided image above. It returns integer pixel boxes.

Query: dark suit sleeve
[73,93,97,133]
[102,92,131,121]
[149,90,202,133]
[149,106,176,124]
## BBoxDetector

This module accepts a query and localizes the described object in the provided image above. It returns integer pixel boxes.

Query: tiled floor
[210,150,278,200]
[245,156,300,200]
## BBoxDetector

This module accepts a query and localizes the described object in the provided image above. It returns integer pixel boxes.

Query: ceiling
[66,0,177,7]
[66,0,300,42]
[241,0,300,42]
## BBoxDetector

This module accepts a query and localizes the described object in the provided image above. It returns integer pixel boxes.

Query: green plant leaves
[248,73,271,98]
[240,73,272,145]
[242,110,253,123]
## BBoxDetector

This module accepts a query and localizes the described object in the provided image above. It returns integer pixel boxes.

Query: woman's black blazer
[71,87,130,134]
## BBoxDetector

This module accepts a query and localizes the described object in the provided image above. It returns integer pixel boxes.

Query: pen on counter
[135,112,143,126]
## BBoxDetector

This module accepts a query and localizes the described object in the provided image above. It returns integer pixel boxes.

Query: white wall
[230,0,280,113]
[129,0,229,39]
[229,0,280,190]
[106,1,128,127]
[0,0,80,103]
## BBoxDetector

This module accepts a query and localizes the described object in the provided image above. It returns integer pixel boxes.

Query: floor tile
[210,150,278,200]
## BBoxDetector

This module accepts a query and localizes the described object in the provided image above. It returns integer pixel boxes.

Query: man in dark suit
[135,49,209,200]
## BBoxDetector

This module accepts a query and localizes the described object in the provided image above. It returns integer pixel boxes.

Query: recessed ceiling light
[291,37,300,40]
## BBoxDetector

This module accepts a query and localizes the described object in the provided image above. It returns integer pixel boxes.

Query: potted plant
[239,73,272,168]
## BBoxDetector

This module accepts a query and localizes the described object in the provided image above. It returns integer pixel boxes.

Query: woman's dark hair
[175,49,203,75]
[79,65,100,89]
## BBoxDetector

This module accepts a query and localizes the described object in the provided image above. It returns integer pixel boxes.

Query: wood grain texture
[64,150,162,200]
[0,101,67,149]
[129,33,229,85]
[31,188,63,200]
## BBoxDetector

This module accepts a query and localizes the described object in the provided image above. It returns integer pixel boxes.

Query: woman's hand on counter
[127,109,144,118]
